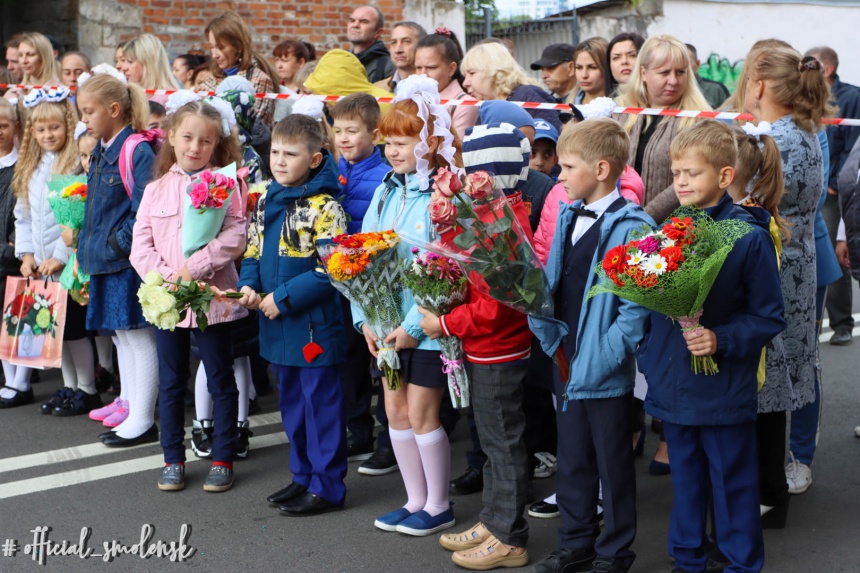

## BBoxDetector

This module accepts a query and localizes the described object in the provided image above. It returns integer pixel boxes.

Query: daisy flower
[627,251,644,266]
[641,254,668,276]
[661,237,676,249]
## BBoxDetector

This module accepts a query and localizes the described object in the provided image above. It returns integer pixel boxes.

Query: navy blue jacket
[827,75,860,191]
[639,194,786,426]
[238,151,347,367]
[338,147,390,234]
[79,125,156,275]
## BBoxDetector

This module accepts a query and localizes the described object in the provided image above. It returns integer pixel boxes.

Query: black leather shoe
[98,430,116,441]
[534,548,596,573]
[0,387,34,409]
[449,467,483,495]
[528,500,560,518]
[278,492,342,516]
[53,389,103,417]
[267,482,308,505]
[101,424,159,448]
[40,387,76,415]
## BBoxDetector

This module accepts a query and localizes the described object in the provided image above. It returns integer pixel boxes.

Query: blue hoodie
[638,193,787,426]
[238,150,347,367]
[338,147,390,234]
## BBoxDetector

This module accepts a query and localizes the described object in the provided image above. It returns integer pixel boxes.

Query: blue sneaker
[396,506,455,536]
[373,507,414,532]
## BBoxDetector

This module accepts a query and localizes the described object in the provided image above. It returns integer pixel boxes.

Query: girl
[11,87,97,416]
[121,34,183,105]
[75,74,157,442]
[172,54,206,89]
[414,29,479,141]
[355,77,460,536]
[570,37,608,105]
[131,96,247,492]
[0,99,32,408]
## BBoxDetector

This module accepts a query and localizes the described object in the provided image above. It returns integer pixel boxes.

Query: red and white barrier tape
[4,83,859,127]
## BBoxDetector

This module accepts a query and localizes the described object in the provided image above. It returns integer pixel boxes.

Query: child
[147,101,166,131]
[353,79,458,534]
[131,96,247,492]
[75,122,98,174]
[527,117,651,573]
[0,98,31,408]
[235,114,349,515]
[529,119,559,177]
[639,119,786,573]
[330,92,394,469]
[75,74,157,442]
[12,87,98,416]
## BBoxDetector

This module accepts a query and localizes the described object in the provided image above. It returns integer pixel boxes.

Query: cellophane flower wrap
[46,175,90,304]
[136,271,242,331]
[424,168,552,317]
[588,207,753,375]
[318,231,406,390]
[402,246,470,408]
[182,163,239,259]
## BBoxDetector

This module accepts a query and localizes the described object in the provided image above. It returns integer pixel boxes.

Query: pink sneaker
[102,401,130,427]
[89,397,125,422]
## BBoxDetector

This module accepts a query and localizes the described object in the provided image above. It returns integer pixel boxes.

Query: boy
[529,119,559,178]
[529,117,652,573]
[640,119,786,573]
[236,115,349,516]
[329,92,399,475]
[147,101,166,130]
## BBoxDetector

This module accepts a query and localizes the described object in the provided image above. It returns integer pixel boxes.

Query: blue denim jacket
[79,125,156,275]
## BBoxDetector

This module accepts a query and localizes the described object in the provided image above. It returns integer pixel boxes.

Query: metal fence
[465,13,579,82]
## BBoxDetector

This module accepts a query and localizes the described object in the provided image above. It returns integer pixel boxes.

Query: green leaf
[513,282,537,304]
[453,231,479,250]
[179,309,188,322]
[197,312,208,331]
[485,217,512,235]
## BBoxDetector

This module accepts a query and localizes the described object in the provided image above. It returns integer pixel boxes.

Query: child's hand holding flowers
[258,293,281,320]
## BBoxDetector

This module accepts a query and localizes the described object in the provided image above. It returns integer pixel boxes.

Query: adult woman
[605,32,645,98]
[202,11,279,127]
[172,54,206,89]
[273,39,310,92]
[61,51,91,88]
[461,42,562,131]
[414,28,479,140]
[121,34,182,104]
[17,32,60,87]
[743,43,835,528]
[570,37,608,105]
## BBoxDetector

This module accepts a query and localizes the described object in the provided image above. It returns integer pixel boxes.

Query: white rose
[156,309,181,331]
[144,271,164,286]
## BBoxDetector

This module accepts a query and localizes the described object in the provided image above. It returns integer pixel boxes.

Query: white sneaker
[785,453,813,494]
[533,452,557,479]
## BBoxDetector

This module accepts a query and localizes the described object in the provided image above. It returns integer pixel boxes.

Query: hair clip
[435,27,451,37]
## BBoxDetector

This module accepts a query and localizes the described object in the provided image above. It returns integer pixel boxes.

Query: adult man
[374,21,426,93]
[685,43,730,110]
[4,36,22,83]
[530,43,576,102]
[347,5,395,84]
[807,46,860,345]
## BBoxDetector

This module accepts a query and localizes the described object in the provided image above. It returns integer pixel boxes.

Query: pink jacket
[533,165,645,264]
[131,164,248,329]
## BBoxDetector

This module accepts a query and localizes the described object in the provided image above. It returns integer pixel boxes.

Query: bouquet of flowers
[182,163,239,259]
[402,247,470,408]
[246,182,265,217]
[47,175,90,304]
[137,271,242,331]
[588,207,753,375]
[318,231,405,390]
[425,168,552,317]
[3,286,60,338]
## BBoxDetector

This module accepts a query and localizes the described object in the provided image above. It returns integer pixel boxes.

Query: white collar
[0,147,17,169]
[580,189,621,218]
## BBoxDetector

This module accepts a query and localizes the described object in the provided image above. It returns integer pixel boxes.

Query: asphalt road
[0,304,858,572]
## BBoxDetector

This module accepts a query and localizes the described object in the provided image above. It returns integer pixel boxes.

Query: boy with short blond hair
[530,117,652,573]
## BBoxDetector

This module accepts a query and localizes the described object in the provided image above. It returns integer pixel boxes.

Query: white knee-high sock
[390,427,427,513]
[0,361,31,398]
[415,426,451,516]
[94,336,116,374]
[195,356,250,421]
[65,338,96,394]
[113,336,129,402]
[60,342,79,391]
[114,328,158,439]
[194,362,213,420]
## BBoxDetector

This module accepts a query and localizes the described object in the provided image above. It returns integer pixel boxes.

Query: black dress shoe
[534,548,596,573]
[449,467,483,495]
[0,386,34,409]
[267,482,308,505]
[98,430,116,441]
[278,492,342,516]
[40,387,76,415]
[101,424,159,448]
[53,389,103,417]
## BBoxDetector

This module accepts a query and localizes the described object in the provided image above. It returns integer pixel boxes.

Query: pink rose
[189,184,209,208]
[200,171,213,185]
[465,171,494,201]
[213,173,226,187]
[429,195,459,227]
[431,166,463,198]
[225,177,236,189]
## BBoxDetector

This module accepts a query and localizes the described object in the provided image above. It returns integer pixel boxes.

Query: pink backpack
[118,129,164,197]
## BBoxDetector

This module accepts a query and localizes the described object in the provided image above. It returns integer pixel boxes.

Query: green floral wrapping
[47,175,89,304]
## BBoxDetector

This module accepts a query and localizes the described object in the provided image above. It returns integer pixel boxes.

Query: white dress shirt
[571,189,621,246]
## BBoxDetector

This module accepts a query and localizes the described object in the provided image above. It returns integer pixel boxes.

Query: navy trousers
[663,422,764,573]
[555,389,636,569]
[155,322,238,463]
[276,364,347,505]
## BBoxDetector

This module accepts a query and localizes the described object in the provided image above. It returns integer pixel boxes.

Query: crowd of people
[0,6,858,573]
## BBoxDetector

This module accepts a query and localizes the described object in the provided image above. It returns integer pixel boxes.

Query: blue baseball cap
[533,119,559,143]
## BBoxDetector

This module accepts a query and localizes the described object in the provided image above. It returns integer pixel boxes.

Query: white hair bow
[742,121,772,138]
[74,121,88,141]
[205,96,238,137]
[166,90,203,115]
[291,96,325,121]
[77,63,128,88]
[576,97,617,120]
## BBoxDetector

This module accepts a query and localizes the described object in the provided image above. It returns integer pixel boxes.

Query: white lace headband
[76,63,128,88]
[23,86,71,109]
[165,90,236,137]
[742,121,772,138]
[393,75,463,189]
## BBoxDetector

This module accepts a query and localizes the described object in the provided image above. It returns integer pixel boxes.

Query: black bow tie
[571,206,598,219]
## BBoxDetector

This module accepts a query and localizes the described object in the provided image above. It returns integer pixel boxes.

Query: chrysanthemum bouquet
[318,231,406,390]
[402,247,470,408]
[588,207,753,375]
[47,175,90,304]
[137,271,242,331]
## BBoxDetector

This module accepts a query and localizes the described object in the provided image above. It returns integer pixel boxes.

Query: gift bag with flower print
[0,277,67,368]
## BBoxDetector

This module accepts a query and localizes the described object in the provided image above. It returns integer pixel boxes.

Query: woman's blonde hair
[77,75,150,133]
[155,100,242,178]
[18,33,60,86]
[720,40,792,114]
[205,11,280,88]
[619,34,711,131]
[123,34,182,90]
[461,42,539,100]
[12,100,80,202]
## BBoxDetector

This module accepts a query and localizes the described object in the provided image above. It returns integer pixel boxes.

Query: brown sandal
[451,535,529,570]
[439,521,491,551]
